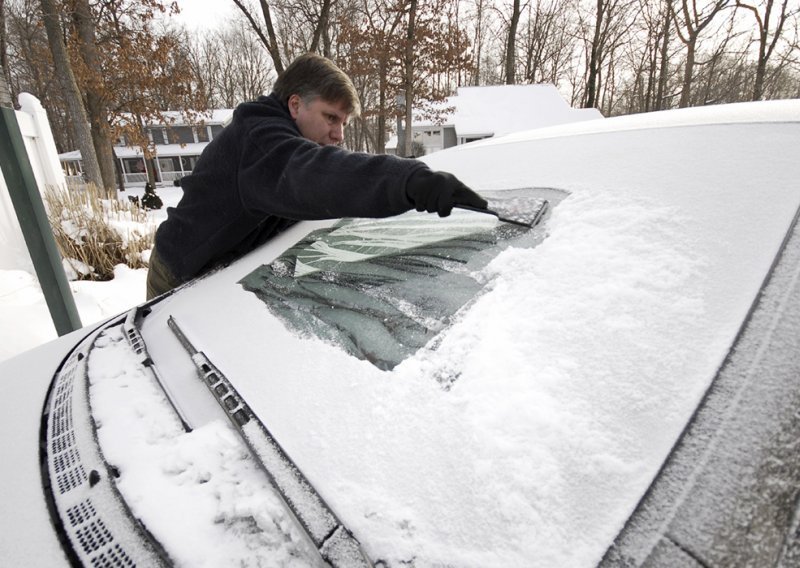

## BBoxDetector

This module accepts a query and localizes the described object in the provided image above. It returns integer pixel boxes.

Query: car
[1,99,799,568]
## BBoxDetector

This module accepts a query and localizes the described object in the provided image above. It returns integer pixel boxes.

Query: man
[140,182,163,210]
[147,53,487,299]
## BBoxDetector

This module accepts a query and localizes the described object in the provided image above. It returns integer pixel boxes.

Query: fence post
[0,84,82,336]
[18,92,68,190]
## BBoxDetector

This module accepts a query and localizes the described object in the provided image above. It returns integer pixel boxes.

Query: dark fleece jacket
[154,93,426,282]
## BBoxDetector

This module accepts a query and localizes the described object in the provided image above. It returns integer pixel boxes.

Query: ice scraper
[455,198,549,229]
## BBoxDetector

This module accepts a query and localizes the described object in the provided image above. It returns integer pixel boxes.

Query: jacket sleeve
[237,115,425,220]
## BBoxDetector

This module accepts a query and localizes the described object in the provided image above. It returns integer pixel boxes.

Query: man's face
[288,94,350,146]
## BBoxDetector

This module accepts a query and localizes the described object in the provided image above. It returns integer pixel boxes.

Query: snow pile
[389,191,706,563]
[0,185,179,362]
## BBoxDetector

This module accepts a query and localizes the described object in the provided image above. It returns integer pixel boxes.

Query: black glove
[405,169,489,217]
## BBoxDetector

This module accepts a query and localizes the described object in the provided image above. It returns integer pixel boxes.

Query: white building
[59,109,233,188]
[387,84,603,156]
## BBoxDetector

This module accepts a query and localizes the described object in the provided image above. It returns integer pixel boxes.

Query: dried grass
[44,184,154,281]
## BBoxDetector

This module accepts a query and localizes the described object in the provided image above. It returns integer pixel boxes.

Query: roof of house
[387,84,603,149]
[110,109,235,130]
[152,109,234,127]
[59,143,209,161]
[451,84,602,137]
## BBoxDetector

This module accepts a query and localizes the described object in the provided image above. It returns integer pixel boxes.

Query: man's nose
[331,123,344,143]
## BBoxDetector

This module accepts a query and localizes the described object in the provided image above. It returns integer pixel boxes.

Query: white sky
[171,0,240,32]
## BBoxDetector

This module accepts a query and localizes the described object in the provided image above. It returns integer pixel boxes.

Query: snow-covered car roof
[2,100,799,567]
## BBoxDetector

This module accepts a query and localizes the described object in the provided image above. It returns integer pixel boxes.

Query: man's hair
[273,53,361,117]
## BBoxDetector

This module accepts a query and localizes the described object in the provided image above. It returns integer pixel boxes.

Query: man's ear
[288,94,301,119]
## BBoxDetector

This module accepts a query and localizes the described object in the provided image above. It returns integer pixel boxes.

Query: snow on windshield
[238,190,556,371]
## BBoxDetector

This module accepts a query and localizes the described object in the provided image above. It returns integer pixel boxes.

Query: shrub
[44,184,155,281]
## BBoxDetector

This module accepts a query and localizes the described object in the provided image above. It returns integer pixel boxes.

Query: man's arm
[238,115,486,221]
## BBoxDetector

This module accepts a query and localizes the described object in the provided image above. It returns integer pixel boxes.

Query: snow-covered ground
[0,185,182,363]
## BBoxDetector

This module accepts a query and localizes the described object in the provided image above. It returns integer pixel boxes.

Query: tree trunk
[753,37,767,100]
[472,0,484,85]
[309,0,332,54]
[672,0,728,109]
[232,0,284,74]
[0,0,12,91]
[585,0,604,108]
[739,0,792,101]
[505,0,521,84]
[377,58,387,154]
[114,151,125,193]
[72,0,116,196]
[679,38,695,107]
[403,0,416,158]
[655,8,670,110]
[39,0,103,190]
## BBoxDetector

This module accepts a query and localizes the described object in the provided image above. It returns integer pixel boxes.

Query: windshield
[239,188,563,370]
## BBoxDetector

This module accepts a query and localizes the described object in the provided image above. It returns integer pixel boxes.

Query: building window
[158,156,181,173]
[123,158,146,174]
[181,155,199,173]
[210,125,224,139]
[195,127,209,142]
[147,127,168,145]
[168,126,195,145]
[122,158,148,183]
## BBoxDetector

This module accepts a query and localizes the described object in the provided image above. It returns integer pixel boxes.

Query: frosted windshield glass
[239,189,562,370]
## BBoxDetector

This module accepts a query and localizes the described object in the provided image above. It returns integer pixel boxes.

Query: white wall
[0,93,67,270]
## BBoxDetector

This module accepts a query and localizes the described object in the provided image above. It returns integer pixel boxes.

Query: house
[387,84,603,156]
[59,109,234,188]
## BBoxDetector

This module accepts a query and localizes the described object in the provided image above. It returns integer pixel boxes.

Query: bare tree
[232,0,285,73]
[520,0,576,85]
[0,0,11,88]
[184,32,220,108]
[692,14,746,104]
[671,0,730,107]
[403,0,416,156]
[189,21,273,107]
[232,0,338,73]
[38,0,103,189]
[619,0,676,112]
[469,0,486,85]
[309,0,334,54]
[655,0,675,109]
[4,0,73,150]
[504,0,521,83]
[736,0,797,100]
[583,0,640,109]
[71,0,116,194]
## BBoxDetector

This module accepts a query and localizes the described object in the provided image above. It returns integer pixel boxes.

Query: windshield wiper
[168,315,373,568]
